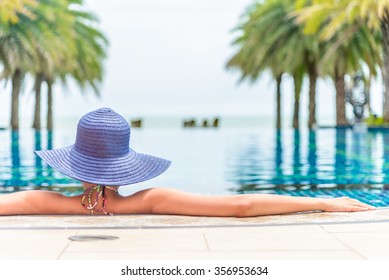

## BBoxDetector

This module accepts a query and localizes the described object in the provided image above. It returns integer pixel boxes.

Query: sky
[0,0,384,128]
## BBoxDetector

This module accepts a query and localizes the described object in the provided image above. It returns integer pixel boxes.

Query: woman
[0,108,374,216]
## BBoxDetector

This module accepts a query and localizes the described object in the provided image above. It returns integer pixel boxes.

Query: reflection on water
[2,127,389,206]
[47,131,54,179]
[227,128,389,206]
[307,130,317,188]
[383,132,389,186]
[35,131,43,181]
[334,129,346,183]
[275,131,283,185]
[292,130,302,185]
[11,131,21,191]
[228,128,389,189]
[0,130,79,193]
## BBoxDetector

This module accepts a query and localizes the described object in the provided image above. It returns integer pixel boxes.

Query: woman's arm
[0,190,85,215]
[0,188,375,216]
[134,188,375,217]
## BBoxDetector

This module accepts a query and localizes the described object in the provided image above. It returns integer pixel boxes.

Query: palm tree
[0,0,72,129]
[29,0,76,130]
[296,0,388,121]
[319,24,382,126]
[29,0,103,130]
[226,2,285,129]
[43,6,108,131]
[227,0,322,129]
[0,12,38,129]
[68,9,108,95]
[1,0,107,130]
[0,0,37,24]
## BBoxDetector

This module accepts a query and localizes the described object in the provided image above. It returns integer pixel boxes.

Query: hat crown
[74,108,130,158]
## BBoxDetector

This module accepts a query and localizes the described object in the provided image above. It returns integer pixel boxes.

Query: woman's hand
[322,196,376,212]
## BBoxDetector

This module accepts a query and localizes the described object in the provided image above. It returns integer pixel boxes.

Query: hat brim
[35,145,171,186]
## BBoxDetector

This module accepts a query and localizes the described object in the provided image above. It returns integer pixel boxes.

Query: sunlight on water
[1,124,389,206]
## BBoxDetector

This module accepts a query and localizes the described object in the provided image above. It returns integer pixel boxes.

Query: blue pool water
[1,126,389,206]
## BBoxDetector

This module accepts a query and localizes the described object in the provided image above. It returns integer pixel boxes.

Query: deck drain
[68,235,119,242]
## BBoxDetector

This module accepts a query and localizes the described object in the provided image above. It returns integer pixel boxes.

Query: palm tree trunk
[366,77,371,115]
[275,74,282,130]
[380,12,389,122]
[10,69,23,130]
[308,63,317,129]
[32,73,44,130]
[292,72,303,129]
[47,80,54,131]
[334,65,347,126]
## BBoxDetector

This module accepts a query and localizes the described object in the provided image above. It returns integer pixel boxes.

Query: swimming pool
[1,127,389,206]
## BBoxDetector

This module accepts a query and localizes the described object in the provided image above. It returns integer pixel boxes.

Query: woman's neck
[82,182,120,192]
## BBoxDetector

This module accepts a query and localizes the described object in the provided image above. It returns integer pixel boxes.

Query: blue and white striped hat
[35,108,171,186]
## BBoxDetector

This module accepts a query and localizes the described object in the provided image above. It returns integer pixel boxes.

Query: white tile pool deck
[1,208,389,260]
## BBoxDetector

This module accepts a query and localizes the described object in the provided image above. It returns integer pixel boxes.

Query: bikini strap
[81,185,118,215]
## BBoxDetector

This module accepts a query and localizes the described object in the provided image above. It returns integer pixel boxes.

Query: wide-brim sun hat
[35,108,171,186]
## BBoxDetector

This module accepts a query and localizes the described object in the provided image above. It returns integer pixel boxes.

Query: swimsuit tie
[81,185,118,215]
